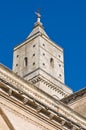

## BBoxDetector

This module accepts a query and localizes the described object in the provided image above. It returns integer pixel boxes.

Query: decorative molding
[49,113,54,120]
[0,64,86,129]
[8,89,12,96]
[29,75,68,97]
[23,97,28,105]
[61,120,66,126]
[0,87,85,130]
[0,102,52,130]
[36,105,42,113]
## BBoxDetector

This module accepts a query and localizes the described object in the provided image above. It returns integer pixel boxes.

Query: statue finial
[35,8,41,22]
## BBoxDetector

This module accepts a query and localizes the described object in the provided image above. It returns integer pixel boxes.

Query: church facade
[0,12,86,130]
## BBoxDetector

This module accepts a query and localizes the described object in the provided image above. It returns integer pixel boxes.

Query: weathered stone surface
[13,17,72,99]
[61,88,86,118]
[69,97,86,118]
[0,115,10,130]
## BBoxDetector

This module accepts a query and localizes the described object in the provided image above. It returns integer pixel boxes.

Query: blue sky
[0,0,86,92]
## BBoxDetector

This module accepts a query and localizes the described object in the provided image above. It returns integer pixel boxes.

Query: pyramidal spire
[27,10,49,39]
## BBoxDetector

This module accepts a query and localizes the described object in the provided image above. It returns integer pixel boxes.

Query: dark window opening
[43,44,45,46]
[33,53,35,56]
[43,63,45,66]
[33,62,35,66]
[59,74,62,77]
[43,53,45,56]
[24,57,28,67]
[59,64,61,67]
[17,55,19,58]
[33,45,35,48]
[16,64,18,67]
[50,58,54,68]
[58,55,61,58]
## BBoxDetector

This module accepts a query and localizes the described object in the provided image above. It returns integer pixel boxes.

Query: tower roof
[27,11,49,39]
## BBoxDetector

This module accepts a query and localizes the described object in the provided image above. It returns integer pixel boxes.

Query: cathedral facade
[0,12,86,130]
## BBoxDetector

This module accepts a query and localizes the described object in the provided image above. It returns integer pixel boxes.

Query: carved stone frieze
[29,75,68,97]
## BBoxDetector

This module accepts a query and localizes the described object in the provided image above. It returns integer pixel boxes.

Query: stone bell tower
[13,12,72,99]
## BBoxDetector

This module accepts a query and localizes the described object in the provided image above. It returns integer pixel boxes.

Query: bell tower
[13,12,72,99]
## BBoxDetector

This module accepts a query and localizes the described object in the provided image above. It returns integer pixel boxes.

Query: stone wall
[68,96,86,118]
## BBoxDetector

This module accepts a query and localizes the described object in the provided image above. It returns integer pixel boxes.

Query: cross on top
[35,9,41,22]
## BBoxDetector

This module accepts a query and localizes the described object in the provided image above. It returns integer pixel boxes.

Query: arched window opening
[24,57,28,67]
[50,58,54,68]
